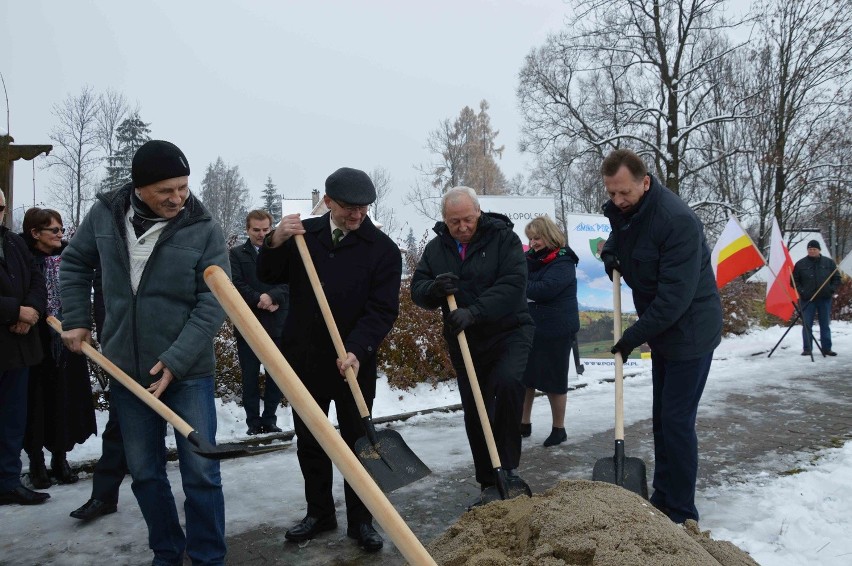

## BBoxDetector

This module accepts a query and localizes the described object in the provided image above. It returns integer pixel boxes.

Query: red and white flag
[765,218,797,321]
[711,215,765,288]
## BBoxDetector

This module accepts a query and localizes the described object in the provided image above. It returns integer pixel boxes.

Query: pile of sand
[427,480,758,566]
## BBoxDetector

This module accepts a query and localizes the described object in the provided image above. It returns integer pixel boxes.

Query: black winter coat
[526,247,580,338]
[793,255,840,302]
[257,214,401,400]
[602,175,722,360]
[411,212,533,357]
[229,239,289,338]
[0,226,46,371]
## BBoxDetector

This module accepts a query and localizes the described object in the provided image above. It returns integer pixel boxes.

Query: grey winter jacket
[602,175,722,360]
[60,184,229,386]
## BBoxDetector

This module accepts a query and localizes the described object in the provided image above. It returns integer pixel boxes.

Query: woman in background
[22,208,95,487]
[520,216,580,447]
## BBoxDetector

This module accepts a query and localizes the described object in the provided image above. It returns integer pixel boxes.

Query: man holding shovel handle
[600,149,722,524]
[410,186,534,506]
[258,167,401,552]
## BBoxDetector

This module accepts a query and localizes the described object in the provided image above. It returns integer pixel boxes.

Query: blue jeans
[649,351,712,523]
[801,298,832,352]
[236,334,282,428]
[0,367,29,491]
[111,376,226,566]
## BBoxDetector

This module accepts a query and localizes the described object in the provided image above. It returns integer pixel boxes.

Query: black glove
[610,340,633,361]
[447,308,475,334]
[428,272,460,299]
[601,251,620,281]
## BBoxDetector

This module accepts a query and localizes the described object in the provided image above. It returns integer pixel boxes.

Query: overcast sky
[2,0,571,239]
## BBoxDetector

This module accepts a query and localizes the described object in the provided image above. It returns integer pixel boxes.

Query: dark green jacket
[60,184,229,385]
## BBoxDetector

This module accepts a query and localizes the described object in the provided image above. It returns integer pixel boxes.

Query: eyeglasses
[40,227,66,235]
[0,205,6,212]
[332,199,369,214]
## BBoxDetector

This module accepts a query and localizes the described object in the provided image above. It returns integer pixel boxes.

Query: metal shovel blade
[354,429,431,493]
[592,440,649,499]
[187,431,287,460]
[472,471,533,508]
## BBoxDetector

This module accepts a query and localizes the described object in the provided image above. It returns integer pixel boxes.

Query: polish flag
[765,218,797,321]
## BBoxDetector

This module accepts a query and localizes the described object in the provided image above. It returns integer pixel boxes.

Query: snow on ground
[1,322,851,565]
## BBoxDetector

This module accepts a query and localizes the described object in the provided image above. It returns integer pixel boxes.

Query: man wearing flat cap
[258,167,401,553]
[60,140,230,565]
[793,239,841,356]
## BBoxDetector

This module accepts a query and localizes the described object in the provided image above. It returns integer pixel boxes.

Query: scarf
[130,190,170,238]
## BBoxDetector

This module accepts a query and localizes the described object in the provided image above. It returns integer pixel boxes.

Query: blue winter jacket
[60,184,230,385]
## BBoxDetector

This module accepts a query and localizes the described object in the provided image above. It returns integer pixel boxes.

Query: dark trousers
[0,367,29,491]
[450,328,532,487]
[649,351,713,523]
[293,386,372,526]
[91,399,128,503]
[237,334,283,428]
[801,298,832,352]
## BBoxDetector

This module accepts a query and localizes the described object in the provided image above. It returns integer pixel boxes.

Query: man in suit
[257,168,401,553]
[230,209,289,435]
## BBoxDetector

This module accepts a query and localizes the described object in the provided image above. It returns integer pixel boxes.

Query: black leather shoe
[284,515,337,542]
[261,424,283,433]
[51,459,79,484]
[0,485,50,506]
[801,350,812,356]
[543,427,567,447]
[70,498,118,521]
[825,350,837,356]
[347,522,383,552]
[246,425,263,435]
[29,460,52,489]
[520,423,531,438]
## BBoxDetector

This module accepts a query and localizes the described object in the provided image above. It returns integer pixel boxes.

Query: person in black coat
[792,240,841,356]
[257,168,401,553]
[410,186,534,504]
[519,215,580,448]
[0,193,50,506]
[230,209,289,435]
[600,149,722,524]
[20,208,96,488]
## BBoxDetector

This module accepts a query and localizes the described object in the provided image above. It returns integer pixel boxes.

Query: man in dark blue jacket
[600,149,722,524]
[793,240,840,356]
[230,209,289,434]
[258,167,400,553]
[0,191,50,506]
[411,187,534,505]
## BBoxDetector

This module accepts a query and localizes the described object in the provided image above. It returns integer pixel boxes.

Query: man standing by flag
[793,240,840,356]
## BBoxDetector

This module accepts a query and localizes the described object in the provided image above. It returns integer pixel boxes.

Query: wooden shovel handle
[203,265,436,566]
[613,271,625,441]
[447,295,503,469]
[46,316,194,439]
[294,234,370,419]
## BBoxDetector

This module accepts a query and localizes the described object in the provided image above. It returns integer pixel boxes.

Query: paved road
[224,364,852,565]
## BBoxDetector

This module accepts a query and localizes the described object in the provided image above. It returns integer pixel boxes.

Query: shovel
[204,265,436,566]
[46,317,282,460]
[591,271,649,498]
[294,234,430,493]
[447,295,532,506]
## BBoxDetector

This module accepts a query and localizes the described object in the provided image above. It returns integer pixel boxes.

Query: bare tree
[369,166,397,236]
[47,86,102,227]
[95,89,129,178]
[199,157,250,238]
[518,0,749,198]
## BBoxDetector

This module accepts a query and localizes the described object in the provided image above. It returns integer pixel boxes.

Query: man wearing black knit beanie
[60,140,230,564]
[793,239,841,356]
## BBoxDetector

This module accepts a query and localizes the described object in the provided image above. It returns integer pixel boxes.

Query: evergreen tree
[261,176,282,220]
[101,111,151,192]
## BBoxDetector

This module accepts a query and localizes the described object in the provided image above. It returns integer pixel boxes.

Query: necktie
[332,228,344,247]
[459,242,468,260]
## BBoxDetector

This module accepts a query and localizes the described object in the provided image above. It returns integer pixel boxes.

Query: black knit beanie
[132,140,190,188]
[807,240,821,250]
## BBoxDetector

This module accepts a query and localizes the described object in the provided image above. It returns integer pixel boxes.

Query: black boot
[543,427,567,447]
[51,454,79,485]
[28,454,51,490]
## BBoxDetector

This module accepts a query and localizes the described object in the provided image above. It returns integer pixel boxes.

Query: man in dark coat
[792,240,841,356]
[410,186,534,504]
[230,209,289,435]
[0,191,50,505]
[257,167,401,553]
[600,148,722,524]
